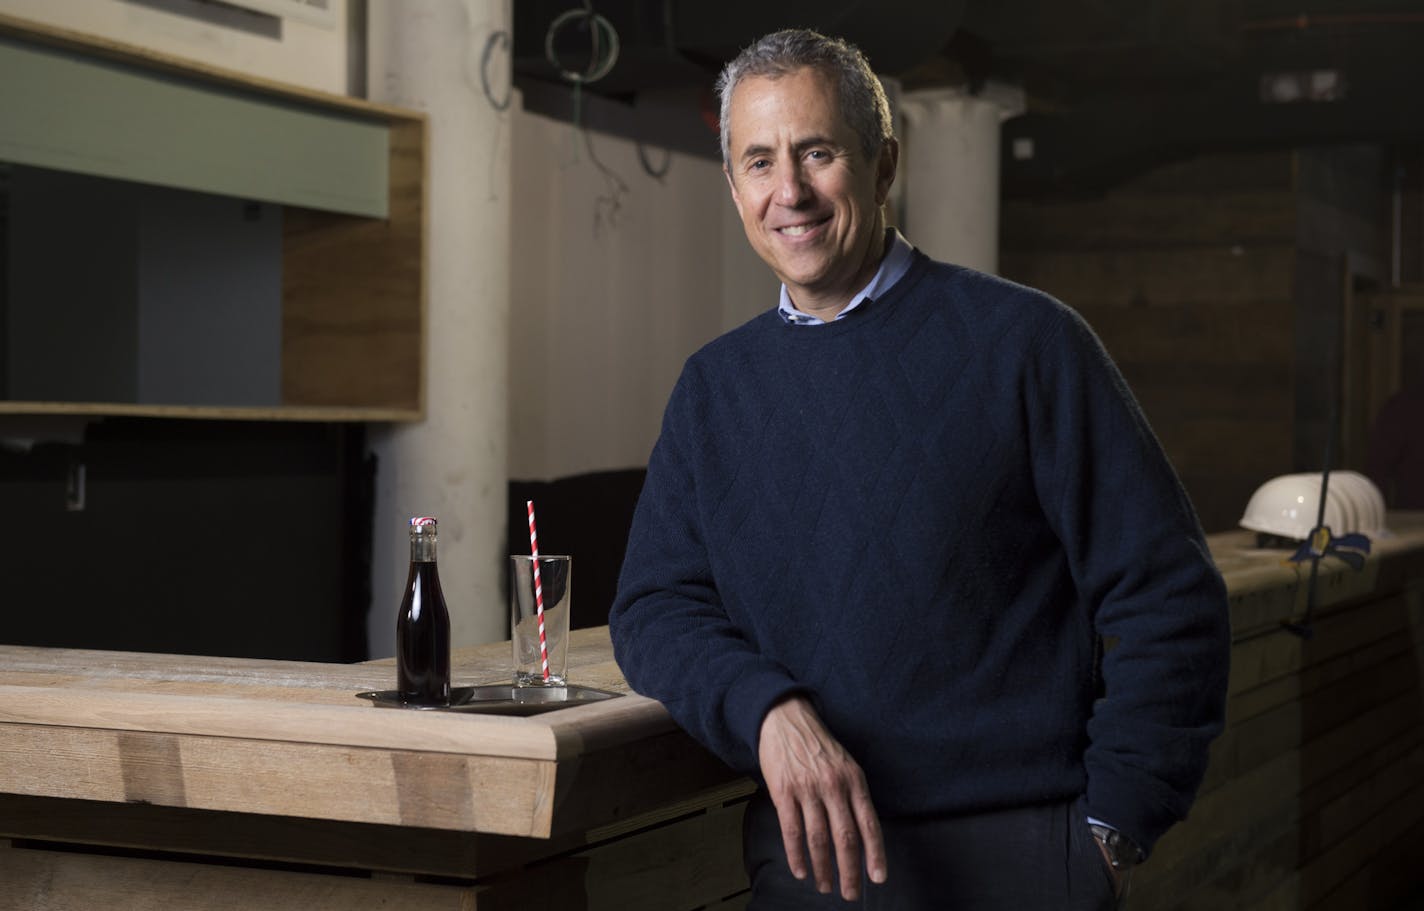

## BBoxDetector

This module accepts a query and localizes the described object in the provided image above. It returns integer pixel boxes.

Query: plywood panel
[1002,189,1298,250]
[999,244,1297,309]
[470,802,749,911]
[0,723,557,835]
[1000,150,1304,536]
[281,116,425,411]
[0,844,478,911]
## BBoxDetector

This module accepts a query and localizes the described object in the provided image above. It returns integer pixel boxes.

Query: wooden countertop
[0,628,740,839]
[4,513,1422,842]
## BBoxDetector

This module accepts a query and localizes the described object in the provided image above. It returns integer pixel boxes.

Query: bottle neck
[410,533,437,563]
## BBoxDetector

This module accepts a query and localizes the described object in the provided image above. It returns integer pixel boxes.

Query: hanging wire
[636,142,672,181]
[543,2,620,85]
[464,0,514,203]
[481,29,512,112]
[584,126,630,234]
[543,3,628,233]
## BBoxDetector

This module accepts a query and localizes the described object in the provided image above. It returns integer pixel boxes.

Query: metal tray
[355,684,620,716]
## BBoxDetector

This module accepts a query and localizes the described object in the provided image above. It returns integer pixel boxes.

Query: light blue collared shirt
[777,228,914,326]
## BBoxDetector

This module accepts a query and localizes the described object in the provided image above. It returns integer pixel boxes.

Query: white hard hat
[1240,471,1387,540]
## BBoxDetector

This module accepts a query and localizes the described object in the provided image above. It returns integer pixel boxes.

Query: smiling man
[723,64,896,321]
[611,29,1230,910]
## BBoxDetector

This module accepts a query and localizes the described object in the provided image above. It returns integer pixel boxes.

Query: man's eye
[749,159,770,171]
[807,149,829,161]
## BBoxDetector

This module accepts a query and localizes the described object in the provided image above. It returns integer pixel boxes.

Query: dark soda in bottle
[396,516,451,705]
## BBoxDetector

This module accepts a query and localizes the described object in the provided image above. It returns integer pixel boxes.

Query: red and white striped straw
[525,500,550,682]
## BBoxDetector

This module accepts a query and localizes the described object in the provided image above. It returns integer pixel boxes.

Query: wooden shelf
[0,401,421,422]
[0,13,427,422]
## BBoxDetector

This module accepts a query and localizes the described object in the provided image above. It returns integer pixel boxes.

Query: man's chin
[770,256,835,290]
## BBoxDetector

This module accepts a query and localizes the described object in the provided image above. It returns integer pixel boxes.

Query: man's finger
[800,799,838,893]
[824,794,865,900]
[773,793,809,880]
[851,781,887,885]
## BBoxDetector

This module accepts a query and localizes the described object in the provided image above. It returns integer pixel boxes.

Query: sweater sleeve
[1025,304,1231,858]
[609,365,806,774]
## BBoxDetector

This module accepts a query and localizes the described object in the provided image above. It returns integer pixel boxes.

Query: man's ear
[875,139,899,206]
[724,166,745,217]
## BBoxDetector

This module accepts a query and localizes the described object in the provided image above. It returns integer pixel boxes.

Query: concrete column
[365,0,512,655]
[898,86,1023,275]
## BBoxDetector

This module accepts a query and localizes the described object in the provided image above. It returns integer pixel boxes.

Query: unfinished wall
[1001,152,1302,533]
[1293,146,1390,475]
[1001,147,1392,534]
[508,107,777,482]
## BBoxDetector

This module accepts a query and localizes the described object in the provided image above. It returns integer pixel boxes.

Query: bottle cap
[409,516,437,526]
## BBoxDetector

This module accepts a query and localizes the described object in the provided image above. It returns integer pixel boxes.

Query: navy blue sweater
[610,251,1230,856]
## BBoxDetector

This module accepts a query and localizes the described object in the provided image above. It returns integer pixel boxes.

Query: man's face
[723,66,897,315]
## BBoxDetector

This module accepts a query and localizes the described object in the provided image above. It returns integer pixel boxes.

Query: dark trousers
[743,791,1121,910]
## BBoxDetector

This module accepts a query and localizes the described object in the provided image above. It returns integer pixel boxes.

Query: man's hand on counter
[757,694,888,901]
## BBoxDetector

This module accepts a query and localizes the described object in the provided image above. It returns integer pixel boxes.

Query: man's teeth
[781,225,812,236]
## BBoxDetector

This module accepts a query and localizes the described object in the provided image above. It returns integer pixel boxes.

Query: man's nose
[775,163,811,206]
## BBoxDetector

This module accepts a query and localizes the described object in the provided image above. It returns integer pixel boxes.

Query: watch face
[1090,825,1140,870]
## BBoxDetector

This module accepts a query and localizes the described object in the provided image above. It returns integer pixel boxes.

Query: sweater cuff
[723,664,807,768]
[1082,765,1183,859]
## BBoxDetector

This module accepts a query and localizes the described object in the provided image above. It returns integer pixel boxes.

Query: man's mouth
[776,217,830,237]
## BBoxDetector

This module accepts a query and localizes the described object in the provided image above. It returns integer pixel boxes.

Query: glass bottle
[396,516,451,705]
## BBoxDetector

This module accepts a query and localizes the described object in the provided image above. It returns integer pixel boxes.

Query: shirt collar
[778,228,914,326]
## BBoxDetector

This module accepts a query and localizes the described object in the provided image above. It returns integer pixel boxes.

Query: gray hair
[715,29,894,168]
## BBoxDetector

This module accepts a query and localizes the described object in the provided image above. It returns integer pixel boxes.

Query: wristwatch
[1088,823,1143,872]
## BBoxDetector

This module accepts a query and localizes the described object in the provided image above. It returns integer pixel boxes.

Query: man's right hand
[757,695,887,901]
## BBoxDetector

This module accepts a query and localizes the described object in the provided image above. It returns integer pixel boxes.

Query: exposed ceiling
[511,1,1424,195]
[969,0,1424,195]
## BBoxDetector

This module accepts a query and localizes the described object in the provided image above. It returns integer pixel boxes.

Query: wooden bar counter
[0,629,753,909]
[4,515,1424,909]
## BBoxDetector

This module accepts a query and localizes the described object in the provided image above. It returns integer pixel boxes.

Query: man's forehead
[732,65,835,104]
[727,68,848,147]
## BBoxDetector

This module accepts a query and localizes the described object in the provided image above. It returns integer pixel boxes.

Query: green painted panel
[0,36,388,218]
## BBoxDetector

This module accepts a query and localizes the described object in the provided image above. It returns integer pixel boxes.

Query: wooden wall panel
[281,117,425,413]
[1000,245,1297,310]
[0,843,477,911]
[1003,146,1394,534]
[1001,152,1303,533]
[1130,560,1424,911]
[1001,191,1297,251]
[0,796,752,911]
